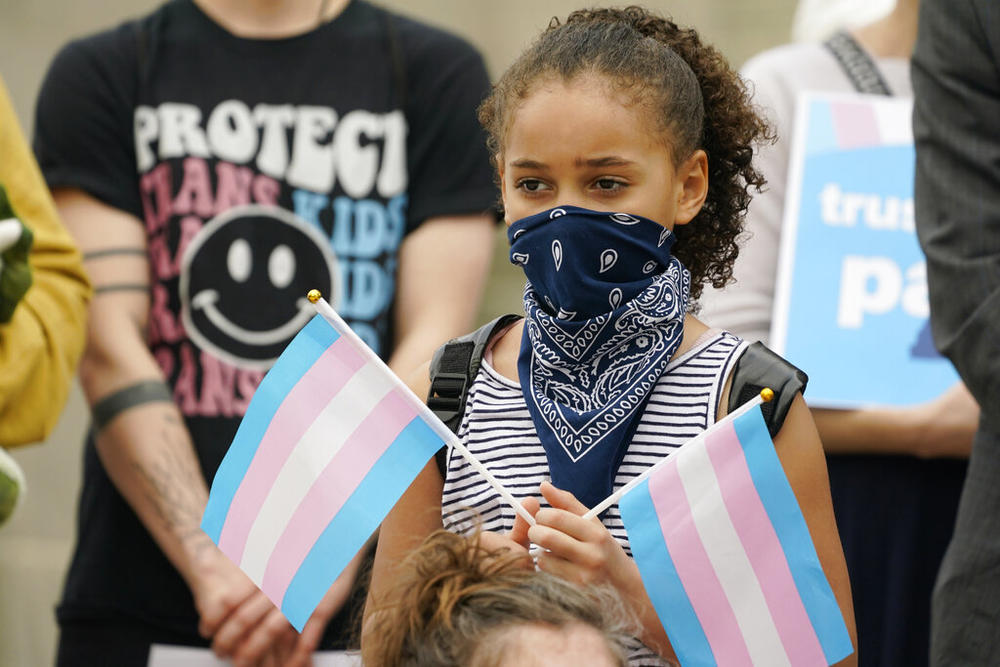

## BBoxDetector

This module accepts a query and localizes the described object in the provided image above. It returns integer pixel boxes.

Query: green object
[0,447,25,527]
[0,183,34,323]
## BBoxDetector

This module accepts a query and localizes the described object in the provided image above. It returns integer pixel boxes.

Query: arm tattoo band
[83,247,147,261]
[92,380,174,431]
[94,284,149,295]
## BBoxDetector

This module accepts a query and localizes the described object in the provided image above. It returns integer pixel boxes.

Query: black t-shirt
[35,0,494,639]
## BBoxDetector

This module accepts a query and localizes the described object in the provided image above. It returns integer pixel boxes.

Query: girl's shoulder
[489,317,525,382]
[669,315,747,369]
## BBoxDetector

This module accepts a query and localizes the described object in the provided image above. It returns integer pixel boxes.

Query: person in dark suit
[912,1,1000,663]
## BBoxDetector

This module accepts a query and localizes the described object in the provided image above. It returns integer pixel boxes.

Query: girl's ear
[674,149,709,226]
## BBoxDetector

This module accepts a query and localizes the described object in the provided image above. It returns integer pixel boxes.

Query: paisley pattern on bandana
[508,206,691,509]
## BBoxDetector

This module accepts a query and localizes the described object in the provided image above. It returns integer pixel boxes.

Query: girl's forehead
[503,76,665,158]
[517,74,642,121]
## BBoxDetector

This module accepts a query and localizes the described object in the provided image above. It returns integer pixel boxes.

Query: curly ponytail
[479,6,773,300]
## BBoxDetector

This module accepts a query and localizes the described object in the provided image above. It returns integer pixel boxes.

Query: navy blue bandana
[508,206,691,509]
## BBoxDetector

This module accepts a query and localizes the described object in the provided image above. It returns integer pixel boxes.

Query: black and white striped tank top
[440,329,747,666]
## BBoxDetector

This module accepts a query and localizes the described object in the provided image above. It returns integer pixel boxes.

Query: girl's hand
[528,482,678,662]
[528,481,636,589]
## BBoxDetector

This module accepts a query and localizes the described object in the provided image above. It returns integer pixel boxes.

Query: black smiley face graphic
[180,205,340,369]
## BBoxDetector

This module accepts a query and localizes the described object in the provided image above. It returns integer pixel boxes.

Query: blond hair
[362,530,635,666]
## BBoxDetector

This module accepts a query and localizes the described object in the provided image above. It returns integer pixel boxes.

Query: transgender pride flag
[201,295,451,631]
[617,403,853,667]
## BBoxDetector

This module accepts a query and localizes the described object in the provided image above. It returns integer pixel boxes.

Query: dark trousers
[56,618,209,667]
[55,542,372,666]
[828,454,965,667]
[931,426,1000,666]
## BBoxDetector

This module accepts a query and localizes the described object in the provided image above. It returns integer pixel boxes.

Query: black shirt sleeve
[33,23,145,221]
[395,16,498,232]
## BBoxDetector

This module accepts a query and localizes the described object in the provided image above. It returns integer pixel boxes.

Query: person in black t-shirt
[34,1,497,664]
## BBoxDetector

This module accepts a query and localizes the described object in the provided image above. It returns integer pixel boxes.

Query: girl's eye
[594,178,625,192]
[516,179,550,193]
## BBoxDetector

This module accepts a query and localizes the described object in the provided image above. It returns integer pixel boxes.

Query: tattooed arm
[56,188,297,663]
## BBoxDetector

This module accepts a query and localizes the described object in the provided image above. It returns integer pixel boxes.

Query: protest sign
[771,93,959,407]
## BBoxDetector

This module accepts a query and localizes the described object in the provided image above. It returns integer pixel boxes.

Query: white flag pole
[446,436,536,526]
[582,389,773,520]
[309,292,536,527]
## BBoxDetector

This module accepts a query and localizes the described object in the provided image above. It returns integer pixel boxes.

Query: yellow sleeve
[0,75,91,447]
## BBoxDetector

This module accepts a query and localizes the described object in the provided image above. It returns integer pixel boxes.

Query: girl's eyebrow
[509,158,548,169]
[508,156,636,169]
[575,156,635,167]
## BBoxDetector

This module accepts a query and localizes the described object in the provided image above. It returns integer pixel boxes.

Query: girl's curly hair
[479,6,773,300]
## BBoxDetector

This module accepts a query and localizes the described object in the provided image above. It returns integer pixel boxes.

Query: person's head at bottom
[362,529,633,667]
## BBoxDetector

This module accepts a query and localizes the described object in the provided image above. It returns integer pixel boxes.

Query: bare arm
[717,381,856,664]
[364,363,445,632]
[526,399,859,665]
[622,360,858,663]
[813,382,978,458]
[341,213,493,654]
[773,395,858,666]
[56,188,295,662]
[57,188,214,586]
[386,213,495,378]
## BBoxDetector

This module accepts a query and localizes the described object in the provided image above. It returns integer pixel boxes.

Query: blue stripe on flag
[620,478,717,667]
[734,407,854,664]
[280,415,445,631]
[201,314,339,543]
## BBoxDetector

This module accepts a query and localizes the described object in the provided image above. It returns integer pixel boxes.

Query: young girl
[368,7,857,665]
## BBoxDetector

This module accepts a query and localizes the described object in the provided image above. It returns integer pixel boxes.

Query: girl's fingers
[527,522,602,568]
[509,495,541,548]
[534,548,596,585]
[478,530,532,567]
[540,480,591,515]
[527,523,579,556]
[534,506,604,543]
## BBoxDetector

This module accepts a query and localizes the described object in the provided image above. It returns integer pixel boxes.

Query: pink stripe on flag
[651,459,753,666]
[831,101,881,150]
[260,388,419,604]
[217,337,366,562]
[704,422,828,666]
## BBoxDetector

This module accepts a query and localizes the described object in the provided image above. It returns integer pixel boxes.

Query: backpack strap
[726,342,809,437]
[823,30,892,96]
[428,314,522,476]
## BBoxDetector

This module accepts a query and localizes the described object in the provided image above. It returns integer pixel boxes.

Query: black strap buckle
[427,372,469,428]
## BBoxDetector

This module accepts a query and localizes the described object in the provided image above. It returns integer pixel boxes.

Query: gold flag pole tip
[307,289,322,303]
[760,387,774,402]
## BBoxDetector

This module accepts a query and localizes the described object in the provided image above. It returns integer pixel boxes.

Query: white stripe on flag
[675,440,792,667]
[240,361,396,584]
[874,98,913,146]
